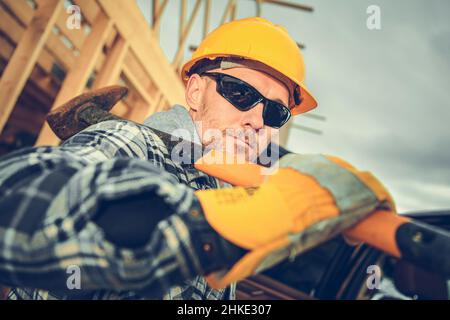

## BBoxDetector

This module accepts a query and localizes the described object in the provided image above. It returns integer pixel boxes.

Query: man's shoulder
[84,118,160,137]
[76,119,168,145]
[62,119,173,161]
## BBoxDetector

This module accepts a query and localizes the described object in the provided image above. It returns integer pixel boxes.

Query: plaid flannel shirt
[0,116,236,300]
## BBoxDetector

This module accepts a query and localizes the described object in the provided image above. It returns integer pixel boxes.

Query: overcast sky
[137,0,450,213]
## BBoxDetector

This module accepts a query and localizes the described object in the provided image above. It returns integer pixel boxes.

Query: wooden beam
[53,7,86,50]
[0,2,26,41]
[0,0,62,133]
[93,35,129,88]
[144,90,165,117]
[37,0,87,50]
[255,0,262,16]
[172,0,202,67]
[302,113,326,121]
[97,0,185,106]
[203,0,211,38]
[179,0,186,45]
[220,0,236,25]
[111,100,131,118]
[45,31,77,70]
[123,49,158,102]
[231,2,237,20]
[28,65,60,100]
[122,64,154,106]
[154,92,169,113]
[291,123,322,135]
[152,0,169,38]
[0,37,60,98]
[72,0,101,26]
[128,99,150,123]
[5,100,47,134]
[0,2,74,73]
[0,37,14,64]
[35,10,113,146]
[4,0,85,51]
[252,0,314,12]
[1,0,34,28]
[152,0,159,27]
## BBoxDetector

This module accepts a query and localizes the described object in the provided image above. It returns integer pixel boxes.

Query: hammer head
[46,85,128,140]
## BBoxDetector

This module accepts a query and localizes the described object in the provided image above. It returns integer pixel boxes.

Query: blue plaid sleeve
[0,120,241,298]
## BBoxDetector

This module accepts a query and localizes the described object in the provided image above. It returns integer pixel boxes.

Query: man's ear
[185,74,205,113]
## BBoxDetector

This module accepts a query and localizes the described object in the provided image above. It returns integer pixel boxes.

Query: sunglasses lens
[219,76,260,110]
[263,101,291,129]
[205,73,291,128]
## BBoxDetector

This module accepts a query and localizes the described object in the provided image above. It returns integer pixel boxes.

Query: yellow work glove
[195,153,395,289]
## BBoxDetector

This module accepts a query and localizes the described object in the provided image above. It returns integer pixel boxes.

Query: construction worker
[0,17,393,300]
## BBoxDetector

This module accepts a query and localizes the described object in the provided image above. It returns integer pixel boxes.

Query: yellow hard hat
[181,17,317,115]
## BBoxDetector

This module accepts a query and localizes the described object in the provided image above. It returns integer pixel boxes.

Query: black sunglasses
[201,72,292,129]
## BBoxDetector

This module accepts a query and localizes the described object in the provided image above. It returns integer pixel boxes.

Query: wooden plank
[231,2,237,20]
[1,0,34,27]
[154,93,169,113]
[53,5,87,50]
[0,0,63,133]
[128,99,150,123]
[117,73,150,122]
[152,0,159,27]
[97,0,185,107]
[123,50,154,95]
[35,45,58,74]
[29,65,60,99]
[204,0,211,38]
[145,91,164,117]
[257,0,314,12]
[0,37,14,61]
[93,35,129,88]
[152,0,169,37]
[111,100,131,118]
[18,78,53,111]
[93,28,118,77]
[5,101,46,133]
[3,0,107,75]
[0,3,73,73]
[72,0,101,26]
[172,0,202,68]
[179,0,186,45]
[4,0,86,51]
[0,10,54,73]
[123,60,154,104]
[160,98,170,111]
[35,10,113,146]
[220,0,236,25]
[122,65,154,106]
[123,65,155,123]
[0,5,25,44]
[0,35,61,97]
[45,32,76,69]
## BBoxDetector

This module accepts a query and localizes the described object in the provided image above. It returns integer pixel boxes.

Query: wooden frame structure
[0,0,185,149]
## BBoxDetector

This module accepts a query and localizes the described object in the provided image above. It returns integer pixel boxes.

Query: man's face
[185,67,290,162]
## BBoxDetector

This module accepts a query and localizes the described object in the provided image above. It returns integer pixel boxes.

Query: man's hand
[194,153,395,288]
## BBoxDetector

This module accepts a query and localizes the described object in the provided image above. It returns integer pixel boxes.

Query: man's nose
[242,102,264,130]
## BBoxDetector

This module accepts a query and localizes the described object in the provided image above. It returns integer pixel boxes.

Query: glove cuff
[179,197,248,275]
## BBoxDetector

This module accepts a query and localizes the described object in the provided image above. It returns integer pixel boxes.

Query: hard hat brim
[293,83,317,115]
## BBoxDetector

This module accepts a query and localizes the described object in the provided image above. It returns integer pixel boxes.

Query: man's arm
[0,120,244,297]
